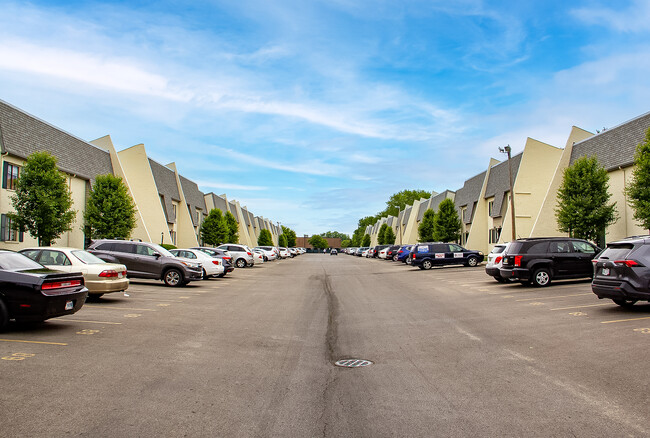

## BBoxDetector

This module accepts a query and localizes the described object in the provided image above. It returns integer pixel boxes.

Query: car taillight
[98,270,120,278]
[614,260,644,267]
[42,279,83,290]
[514,255,522,267]
[223,256,231,260]
[495,256,502,264]
[212,260,221,265]
[247,252,252,256]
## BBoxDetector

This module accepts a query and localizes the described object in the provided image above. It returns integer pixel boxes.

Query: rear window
[0,252,43,270]
[598,243,635,260]
[490,246,506,254]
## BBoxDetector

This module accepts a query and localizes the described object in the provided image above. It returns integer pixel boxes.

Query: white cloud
[572,1,650,33]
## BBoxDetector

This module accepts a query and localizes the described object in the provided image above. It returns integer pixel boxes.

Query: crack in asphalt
[319,269,341,437]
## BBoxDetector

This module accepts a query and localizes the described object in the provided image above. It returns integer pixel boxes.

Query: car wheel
[0,299,8,331]
[466,256,479,267]
[613,299,638,307]
[236,258,246,268]
[202,269,209,280]
[163,268,183,287]
[217,273,225,278]
[393,254,399,261]
[532,268,551,287]
[422,260,433,270]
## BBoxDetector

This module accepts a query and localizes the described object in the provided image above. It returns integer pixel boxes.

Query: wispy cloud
[572,0,650,33]
[194,180,268,191]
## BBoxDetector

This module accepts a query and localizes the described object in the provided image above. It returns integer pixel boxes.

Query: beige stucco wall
[607,166,646,242]
[402,202,422,244]
[465,158,497,253]
[118,144,172,246]
[166,162,199,249]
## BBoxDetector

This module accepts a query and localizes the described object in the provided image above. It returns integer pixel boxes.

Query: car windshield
[0,252,44,270]
[598,243,635,260]
[72,250,107,265]
[148,243,175,257]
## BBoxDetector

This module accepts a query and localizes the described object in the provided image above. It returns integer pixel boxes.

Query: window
[113,242,136,254]
[549,241,571,253]
[170,231,176,245]
[2,162,20,190]
[136,244,158,256]
[449,244,464,252]
[488,200,494,216]
[489,227,502,244]
[0,214,23,242]
[39,250,71,266]
[571,241,596,254]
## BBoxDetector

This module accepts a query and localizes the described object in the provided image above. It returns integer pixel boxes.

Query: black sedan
[0,250,88,330]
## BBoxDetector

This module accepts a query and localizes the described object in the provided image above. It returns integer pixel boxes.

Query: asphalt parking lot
[2,254,650,437]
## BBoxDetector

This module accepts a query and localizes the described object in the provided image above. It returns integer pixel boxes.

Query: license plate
[118,273,124,278]
[65,300,74,310]
[602,268,610,276]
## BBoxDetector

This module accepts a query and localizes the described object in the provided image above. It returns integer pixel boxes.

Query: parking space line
[0,338,67,346]
[602,316,650,324]
[57,319,123,325]
[516,293,592,302]
[125,297,182,303]
[550,303,612,311]
[83,305,157,311]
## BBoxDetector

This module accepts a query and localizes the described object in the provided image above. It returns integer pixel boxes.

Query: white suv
[217,244,255,268]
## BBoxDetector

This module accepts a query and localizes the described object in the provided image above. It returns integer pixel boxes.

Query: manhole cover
[334,359,373,368]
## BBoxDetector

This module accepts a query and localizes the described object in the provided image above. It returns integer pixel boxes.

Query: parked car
[355,247,367,256]
[217,244,255,268]
[362,248,371,257]
[371,245,391,258]
[254,246,277,261]
[0,250,88,330]
[592,236,650,307]
[396,245,413,263]
[20,247,128,299]
[409,242,484,270]
[169,249,225,279]
[500,237,599,287]
[252,250,265,264]
[484,243,512,283]
[331,249,338,255]
[385,245,401,261]
[190,247,234,276]
[278,247,290,258]
[88,239,203,287]
[289,248,298,257]
[378,247,390,259]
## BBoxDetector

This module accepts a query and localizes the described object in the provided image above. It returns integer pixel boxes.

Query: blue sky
[1,0,649,236]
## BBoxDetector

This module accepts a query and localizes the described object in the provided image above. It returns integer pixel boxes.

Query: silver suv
[217,244,255,268]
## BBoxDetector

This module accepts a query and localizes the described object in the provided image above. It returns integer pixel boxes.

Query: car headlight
[181,261,201,269]
[478,252,484,255]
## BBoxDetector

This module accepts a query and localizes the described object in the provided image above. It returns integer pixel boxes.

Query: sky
[1,0,649,236]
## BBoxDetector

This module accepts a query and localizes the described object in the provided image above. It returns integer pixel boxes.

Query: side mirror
[153,253,161,259]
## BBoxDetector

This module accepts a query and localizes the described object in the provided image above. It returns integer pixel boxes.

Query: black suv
[592,236,650,307]
[409,242,484,270]
[88,240,203,287]
[500,237,599,287]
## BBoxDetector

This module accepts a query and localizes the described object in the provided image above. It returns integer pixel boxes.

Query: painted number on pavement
[2,352,35,361]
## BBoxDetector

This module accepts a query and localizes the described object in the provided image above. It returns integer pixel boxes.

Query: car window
[136,244,158,256]
[598,243,634,260]
[549,241,571,253]
[431,244,447,253]
[184,251,196,259]
[72,250,106,265]
[525,241,549,254]
[95,242,113,251]
[40,250,71,266]
[490,246,506,254]
[571,241,596,254]
[449,244,464,252]
[113,242,136,254]
[0,252,44,270]
[20,249,40,260]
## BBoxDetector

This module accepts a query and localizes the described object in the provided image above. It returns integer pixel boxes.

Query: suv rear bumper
[499,268,530,281]
[592,279,650,301]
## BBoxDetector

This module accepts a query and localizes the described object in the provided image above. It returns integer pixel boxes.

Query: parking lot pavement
[3,255,650,437]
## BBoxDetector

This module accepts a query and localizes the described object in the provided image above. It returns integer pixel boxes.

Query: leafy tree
[223,211,239,243]
[433,199,462,242]
[418,209,436,242]
[322,231,350,240]
[361,233,371,247]
[282,226,297,247]
[340,239,351,248]
[9,151,76,246]
[378,189,431,217]
[200,209,228,246]
[83,174,136,239]
[278,233,288,247]
[384,227,396,244]
[309,234,328,249]
[626,127,650,230]
[377,223,388,245]
[352,215,378,246]
[555,156,617,242]
[257,229,273,246]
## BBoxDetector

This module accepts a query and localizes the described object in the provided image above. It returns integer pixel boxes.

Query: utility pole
[499,145,516,241]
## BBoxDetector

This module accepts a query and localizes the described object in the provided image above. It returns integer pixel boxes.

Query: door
[548,240,579,277]
[131,244,162,279]
[570,241,598,277]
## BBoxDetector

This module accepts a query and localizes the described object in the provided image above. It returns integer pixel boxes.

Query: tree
[352,216,378,247]
[278,234,288,247]
[361,233,371,247]
[200,209,228,246]
[418,209,435,242]
[83,174,137,240]
[384,227,396,244]
[309,234,328,249]
[223,211,239,243]
[433,199,462,242]
[626,127,650,230]
[322,231,350,240]
[9,151,76,246]
[377,223,388,245]
[341,239,351,248]
[257,229,273,246]
[555,156,617,242]
[282,226,297,247]
[378,189,431,218]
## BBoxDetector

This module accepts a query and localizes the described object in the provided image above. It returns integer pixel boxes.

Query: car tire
[532,268,551,287]
[236,258,246,268]
[393,254,399,261]
[613,299,638,307]
[163,268,184,287]
[0,299,8,331]
[466,256,479,267]
[202,269,209,280]
[217,273,225,278]
[422,260,433,270]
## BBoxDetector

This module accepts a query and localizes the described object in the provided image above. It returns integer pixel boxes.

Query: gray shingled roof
[416,198,431,222]
[387,216,394,227]
[454,171,487,224]
[209,193,229,215]
[570,111,650,170]
[429,190,455,212]
[149,159,180,224]
[0,99,113,182]
[397,210,404,227]
[484,153,522,218]
[248,211,256,228]
[402,206,412,225]
[241,207,251,226]
[227,202,239,221]
[179,175,207,227]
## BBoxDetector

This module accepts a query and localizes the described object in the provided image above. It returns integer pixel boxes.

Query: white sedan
[170,249,224,278]
[252,250,265,264]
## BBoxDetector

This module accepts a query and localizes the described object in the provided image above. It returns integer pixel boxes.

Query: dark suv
[592,236,650,307]
[500,237,599,287]
[409,242,484,270]
[88,240,203,287]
